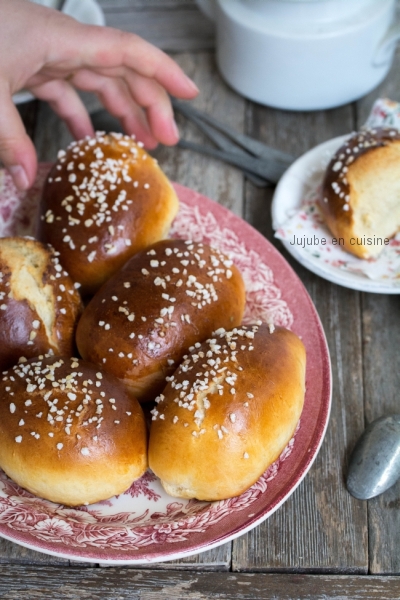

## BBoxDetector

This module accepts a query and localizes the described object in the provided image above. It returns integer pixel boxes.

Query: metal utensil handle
[177,139,279,183]
[173,99,294,165]
[187,115,268,187]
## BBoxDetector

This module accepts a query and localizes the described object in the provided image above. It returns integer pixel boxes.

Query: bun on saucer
[40,133,179,295]
[148,323,306,501]
[320,127,400,258]
[76,239,246,402]
[0,237,82,372]
[0,355,147,506]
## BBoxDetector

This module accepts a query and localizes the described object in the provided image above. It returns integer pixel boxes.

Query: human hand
[0,0,199,190]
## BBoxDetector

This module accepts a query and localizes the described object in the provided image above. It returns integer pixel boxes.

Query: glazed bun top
[76,238,246,401]
[0,354,142,458]
[0,354,147,506]
[148,322,306,501]
[0,236,82,371]
[40,132,179,295]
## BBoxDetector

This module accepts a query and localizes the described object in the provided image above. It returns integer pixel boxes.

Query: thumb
[0,82,37,191]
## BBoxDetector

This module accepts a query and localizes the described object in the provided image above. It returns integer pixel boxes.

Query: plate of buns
[0,133,331,564]
[272,128,400,293]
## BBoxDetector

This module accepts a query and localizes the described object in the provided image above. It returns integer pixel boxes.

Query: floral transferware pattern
[0,439,296,552]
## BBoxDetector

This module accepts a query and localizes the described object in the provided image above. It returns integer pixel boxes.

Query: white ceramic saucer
[272,135,400,294]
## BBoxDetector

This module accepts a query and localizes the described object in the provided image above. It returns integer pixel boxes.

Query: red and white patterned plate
[0,165,331,564]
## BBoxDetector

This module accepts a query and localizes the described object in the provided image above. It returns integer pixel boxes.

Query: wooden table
[1,2,400,598]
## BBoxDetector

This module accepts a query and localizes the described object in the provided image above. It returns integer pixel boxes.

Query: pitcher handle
[373,21,400,67]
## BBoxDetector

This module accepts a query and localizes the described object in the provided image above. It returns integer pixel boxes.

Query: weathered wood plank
[100,1,215,52]
[0,567,400,599]
[232,104,368,572]
[355,44,400,575]
[100,541,231,571]
[361,292,400,575]
[17,100,39,140]
[34,101,74,163]
[0,538,68,566]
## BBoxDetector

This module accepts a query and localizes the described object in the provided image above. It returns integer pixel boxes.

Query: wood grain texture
[17,100,39,140]
[0,538,68,566]
[100,541,231,571]
[232,103,368,572]
[361,292,400,575]
[0,567,400,599]
[355,45,400,576]
[99,0,215,52]
[34,101,75,163]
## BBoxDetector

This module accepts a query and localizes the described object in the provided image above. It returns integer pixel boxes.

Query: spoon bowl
[347,415,400,500]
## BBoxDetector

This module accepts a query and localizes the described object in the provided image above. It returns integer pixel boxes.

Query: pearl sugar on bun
[149,323,306,501]
[76,239,246,402]
[0,355,147,506]
[40,133,179,295]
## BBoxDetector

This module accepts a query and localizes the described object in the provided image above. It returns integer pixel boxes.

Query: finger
[124,71,179,146]
[29,79,94,140]
[71,69,159,148]
[74,68,178,145]
[0,81,36,190]
[49,24,199,100]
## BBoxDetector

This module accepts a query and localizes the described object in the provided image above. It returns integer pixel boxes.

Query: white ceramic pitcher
[196,0,400,110]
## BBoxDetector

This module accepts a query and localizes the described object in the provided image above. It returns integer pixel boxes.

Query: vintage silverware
[347,414,400,500]
[172,98,295,186]
[174,107,267,187]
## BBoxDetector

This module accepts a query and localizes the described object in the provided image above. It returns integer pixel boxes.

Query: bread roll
[148,323,306,501]
[0,355,147,506]
[320,127,400,258]
[0,237,82,372]
[76,239,246,402]
[40,133,179,295]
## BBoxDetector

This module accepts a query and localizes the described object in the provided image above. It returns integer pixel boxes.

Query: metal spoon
[347,415,400,500]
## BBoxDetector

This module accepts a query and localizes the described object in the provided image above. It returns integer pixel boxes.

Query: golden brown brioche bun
[76,239,246,402]
[40,133,179,295]
[320,127,400,258]
[0,355,147,506]
[0,237,82,372]
[148,323,306,501]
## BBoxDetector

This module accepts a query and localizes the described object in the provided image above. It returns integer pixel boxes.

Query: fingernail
[172,119,180,141]
[184,75,199,94]
[8,165,29,191]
